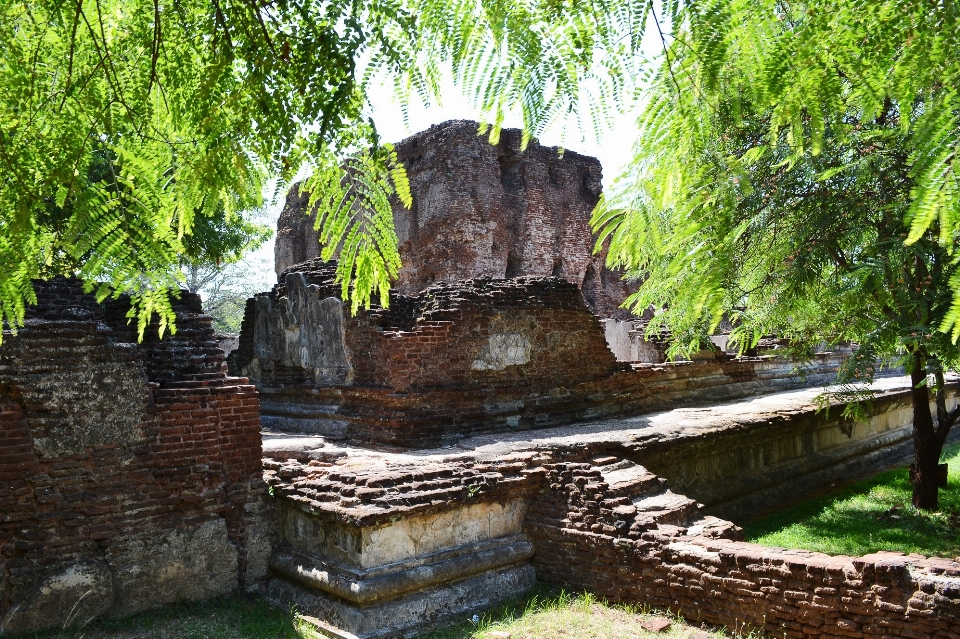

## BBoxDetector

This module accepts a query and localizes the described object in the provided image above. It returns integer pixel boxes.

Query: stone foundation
[261,375,960,638]
[0,278,269,635]
[229,260,846,448]
[262,446,544,638]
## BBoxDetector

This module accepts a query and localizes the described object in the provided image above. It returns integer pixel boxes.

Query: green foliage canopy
[0,0,648,339]
[592,0,960,508]
[0,0,382,337]
[596,0,960,355]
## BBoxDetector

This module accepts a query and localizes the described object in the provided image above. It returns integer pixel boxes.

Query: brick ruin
[261,375,960,639]
[4,125,960,638]
[4,270,960,639]
[274,120,637,320]
[225,251,960,638]
[227,259,842,448]
[0,278,270,634]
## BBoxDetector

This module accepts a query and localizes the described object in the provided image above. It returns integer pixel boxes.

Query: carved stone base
[267,550,535,638]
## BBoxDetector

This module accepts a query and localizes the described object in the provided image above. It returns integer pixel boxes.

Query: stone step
[598,461,665,500]
[631,490,701,529]
[684,515,743,540]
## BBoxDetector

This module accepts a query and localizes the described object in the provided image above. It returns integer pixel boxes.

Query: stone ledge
[270,534,533,604]
[268,563,536,639]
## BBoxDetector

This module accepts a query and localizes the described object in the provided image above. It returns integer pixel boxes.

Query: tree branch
[58,0,84,112]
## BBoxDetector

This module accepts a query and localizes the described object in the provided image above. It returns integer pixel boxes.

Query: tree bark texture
[911,351,942,510]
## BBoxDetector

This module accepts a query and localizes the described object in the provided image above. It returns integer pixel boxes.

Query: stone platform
[230,261,848,449]
[261,375,960,638]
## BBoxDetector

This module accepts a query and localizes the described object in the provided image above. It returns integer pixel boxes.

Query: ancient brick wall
[347,276,621,391]
[0,278,270,635]
[230,260,844,447]
[525,460,960,639]
[260,391,960,639]
[273,120,637,318]
[274,185,317,288]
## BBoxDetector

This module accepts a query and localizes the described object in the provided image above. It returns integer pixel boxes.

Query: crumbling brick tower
[0,278,270,634]
[274,120,636,318]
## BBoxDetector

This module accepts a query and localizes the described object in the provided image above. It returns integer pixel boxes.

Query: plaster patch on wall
[471,333,531,371]
[0,562,114,635]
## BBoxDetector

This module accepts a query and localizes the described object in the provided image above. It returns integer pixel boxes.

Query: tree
[0,0,646,337]
[178,206,272,333]
[181,252,273,333]
[594,0,960,509]
[0,0,397,337]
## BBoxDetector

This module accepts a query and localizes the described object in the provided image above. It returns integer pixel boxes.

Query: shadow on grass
[23,595,314,639]
[743,441,960,558]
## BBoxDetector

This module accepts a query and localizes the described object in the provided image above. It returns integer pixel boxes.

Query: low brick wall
[534,525,960,638]
[526,462,960,639]
[0,278,270,635]
[626,384,960,520]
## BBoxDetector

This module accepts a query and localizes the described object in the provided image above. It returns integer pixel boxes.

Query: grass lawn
[23,588,738,639]
[418,588,725,639]
[743,440,960,558]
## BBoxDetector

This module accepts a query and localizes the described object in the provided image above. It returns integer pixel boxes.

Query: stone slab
[270,534,534,604]
[277,498,529,570]
[267,563,536,639]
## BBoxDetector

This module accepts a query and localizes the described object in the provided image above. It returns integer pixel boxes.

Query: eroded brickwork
[262,434,960,639]
[0,278,269,634]
[273,121,636,318]
[263,451,544,528]
[526,458,960,639]
[230,260,843,447]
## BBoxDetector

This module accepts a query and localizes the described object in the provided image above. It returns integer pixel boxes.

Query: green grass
[23,588,745,639]
[417,586,732,639]
[23,595,323,639]
[743,441,960,558]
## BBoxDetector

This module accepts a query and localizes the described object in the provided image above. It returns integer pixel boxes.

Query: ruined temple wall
[230,261,620,394]
[273,121,637,318]
[0,279,270,635]
[329,356,846,448]
[274,186,317,287]
[230,261,850,447]
[346,277,621,391]
[526,464,960,639]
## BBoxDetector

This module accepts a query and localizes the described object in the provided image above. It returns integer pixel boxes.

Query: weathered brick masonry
[230,259,842,447]
[0,278,269,635]
[525,459,960,639]
[261,428,960,639]
[274,120,637,318]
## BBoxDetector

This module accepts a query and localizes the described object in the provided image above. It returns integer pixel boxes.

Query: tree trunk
[910,351,941,510]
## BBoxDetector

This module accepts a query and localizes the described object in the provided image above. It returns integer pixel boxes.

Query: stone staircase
[595,458,706,533]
